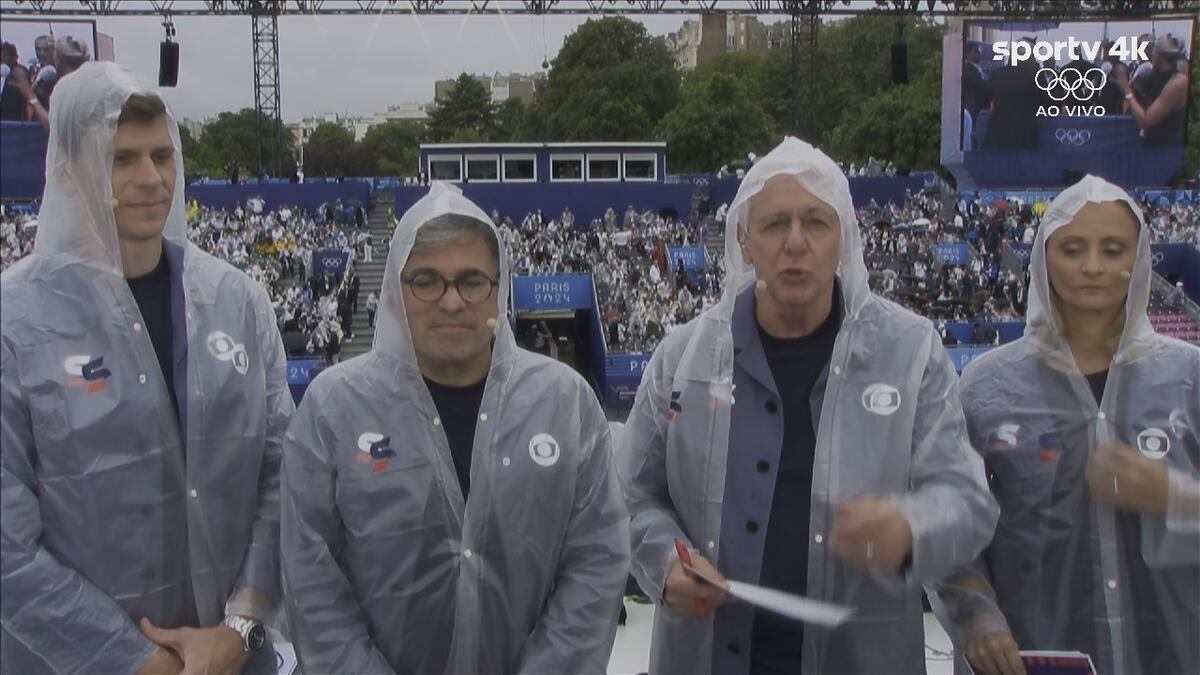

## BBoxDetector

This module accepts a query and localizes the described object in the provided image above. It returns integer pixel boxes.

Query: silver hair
[411,213,500,265]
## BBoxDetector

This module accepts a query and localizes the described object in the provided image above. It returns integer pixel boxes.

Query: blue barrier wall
[962,148,1183,190]
[972,188,1196,206]
[1,122,47,200]
[186,181,370,212]
[1153,243,1200,303]
[946,346,996,372]
[708,175,926,211]
[396,182,694,227]
[944,321,1024,345]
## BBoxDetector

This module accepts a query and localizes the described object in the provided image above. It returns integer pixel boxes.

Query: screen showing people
[959,18,1193,153]
[0,19,97,120]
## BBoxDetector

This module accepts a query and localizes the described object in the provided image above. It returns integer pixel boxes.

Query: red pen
[674,537,709,617]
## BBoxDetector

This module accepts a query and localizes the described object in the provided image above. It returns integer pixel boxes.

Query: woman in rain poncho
[620,137,998,674]
[933,175,1199,675]
[280,183,630,674]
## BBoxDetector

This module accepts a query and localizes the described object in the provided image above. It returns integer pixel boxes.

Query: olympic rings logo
[1055,129,1092,146]
[1035,67,1106,102]
[1151,251,1165,266]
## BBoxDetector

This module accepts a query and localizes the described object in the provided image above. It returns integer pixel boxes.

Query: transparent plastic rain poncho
[280,183,630,674]
[1,62,292,674]
[932,175,1200,675]
[619,137,998,674]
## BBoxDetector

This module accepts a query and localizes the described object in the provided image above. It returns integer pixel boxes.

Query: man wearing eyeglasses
[280,183,630,674]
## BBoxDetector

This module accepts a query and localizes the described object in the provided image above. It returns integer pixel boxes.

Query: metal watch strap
[223,615,261,653]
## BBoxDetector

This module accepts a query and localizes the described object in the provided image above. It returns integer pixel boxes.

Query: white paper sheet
[684,562,854,627]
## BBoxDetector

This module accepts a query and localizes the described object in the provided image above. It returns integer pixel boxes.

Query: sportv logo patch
[356,432,396,473]
[991,35,1149,119]
[992,36,1148,67]
[63,355,111,394]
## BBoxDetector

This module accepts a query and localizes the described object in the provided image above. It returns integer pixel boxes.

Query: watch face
[247,624,266,652]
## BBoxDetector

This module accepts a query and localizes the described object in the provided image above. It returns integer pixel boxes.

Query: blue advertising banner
[312,249,349,279]
[945,346,995,372]
[932,243,970,266]
[606,353,652,378]
[511,275,595,311]
[1003,242,1033,271]
[604,353,651,409]
[286,358,326,386]
[286,357,326,405]
[667,247,707,271]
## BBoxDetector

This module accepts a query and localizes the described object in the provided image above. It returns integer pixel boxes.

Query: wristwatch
[223,615,266,653]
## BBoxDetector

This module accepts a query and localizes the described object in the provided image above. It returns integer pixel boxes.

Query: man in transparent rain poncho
[1,63,292,674]
[931,176,1199,675]
[280,183,630,674]
[620,137,999,674]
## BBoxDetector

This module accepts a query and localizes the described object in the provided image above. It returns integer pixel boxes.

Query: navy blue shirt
[425,376,487,500]
[750,285,842,675]
[126,248,179,430]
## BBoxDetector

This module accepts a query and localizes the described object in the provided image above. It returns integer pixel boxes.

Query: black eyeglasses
[402,271,499,304]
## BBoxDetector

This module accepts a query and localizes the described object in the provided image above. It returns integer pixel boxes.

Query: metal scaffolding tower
[250,4,282,176]
[788,8,819,141]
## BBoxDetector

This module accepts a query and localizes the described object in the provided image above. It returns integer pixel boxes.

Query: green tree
[532,16,679,141]
[825,60,943,170]
[755,14,944,162]
[194,108,296,177]
[177,123,201,175]
[493,97,529,141]
[659,67,775,173]
[303,122,356,177]
[427,73,496,141]
[360,119,426,177]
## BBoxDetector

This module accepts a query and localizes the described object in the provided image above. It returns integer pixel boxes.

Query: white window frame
[427,154,463,182]
[549,153,585,183]
[586,152,621,182]
[502,153,538,183]
[622,153,658,182]
[465,154,501,183]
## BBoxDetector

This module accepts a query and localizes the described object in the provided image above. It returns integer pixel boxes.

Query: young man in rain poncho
[620,137,999,674]
[280,183,631,674]
[931,176,1200,675]
[0,63,293,674]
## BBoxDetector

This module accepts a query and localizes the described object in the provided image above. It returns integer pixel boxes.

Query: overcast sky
[4,11,707,123]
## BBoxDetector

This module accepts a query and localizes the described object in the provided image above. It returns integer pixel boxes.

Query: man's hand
[829,496,913,571]
[134,646,184,675]
[1086,442,1169,515]
[140,618,248,675]
[663,554,728,619]
[966,630,1025,675]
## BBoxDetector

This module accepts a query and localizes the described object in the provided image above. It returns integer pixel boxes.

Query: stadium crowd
[496,205,723,353]
[2,189,1196,358]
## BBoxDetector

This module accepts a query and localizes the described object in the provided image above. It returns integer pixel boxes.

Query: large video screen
[1,19,98,69]
[945,17,1194,188]
[962,19,1193,152]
